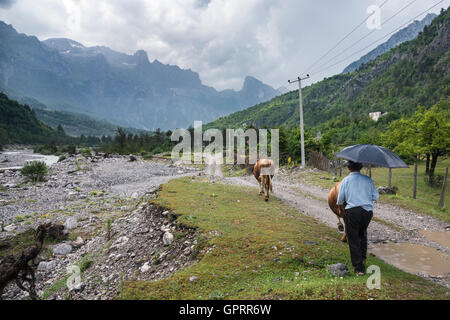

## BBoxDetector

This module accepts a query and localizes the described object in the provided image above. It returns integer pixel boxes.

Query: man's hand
[338,204,346,218]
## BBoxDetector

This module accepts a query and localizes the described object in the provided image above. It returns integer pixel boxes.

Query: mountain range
[0,22,281,131]
[343,13,437,73]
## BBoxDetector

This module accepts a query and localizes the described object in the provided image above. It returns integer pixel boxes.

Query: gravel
[0,149,200,300]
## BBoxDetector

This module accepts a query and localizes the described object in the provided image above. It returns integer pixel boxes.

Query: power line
[311,0,445,113]
[304,0,390,73]
[311,0,444,75]
[309,0,420,75]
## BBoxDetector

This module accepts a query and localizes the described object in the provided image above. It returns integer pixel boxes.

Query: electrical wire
[311,0,444,75]
[309,0,421,75]
[304,0,390,73]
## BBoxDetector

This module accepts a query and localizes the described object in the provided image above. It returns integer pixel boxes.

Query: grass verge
[292,158,449,223]
[119,177,449,300]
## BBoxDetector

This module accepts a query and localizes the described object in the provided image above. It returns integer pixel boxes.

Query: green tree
[383,100,449,180]
[57,124,65,134]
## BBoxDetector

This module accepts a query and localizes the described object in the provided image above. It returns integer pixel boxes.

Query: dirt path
[223,173,450,288]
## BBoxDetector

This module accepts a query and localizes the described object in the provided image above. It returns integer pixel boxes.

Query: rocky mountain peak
[43,38,86,53]
[133,50,150,65]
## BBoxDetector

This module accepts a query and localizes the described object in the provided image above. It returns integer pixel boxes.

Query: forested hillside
[0,93,70,146]
[206,8,450,147]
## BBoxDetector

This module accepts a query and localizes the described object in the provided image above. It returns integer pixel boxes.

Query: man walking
[337,161,379,275]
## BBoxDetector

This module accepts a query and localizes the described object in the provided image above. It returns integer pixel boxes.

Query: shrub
[33,143,57,155]
[80,148,92,158]
[424,174,444,188]
[58,155,66,162]
[79,255,94,272]
[60,144,77,155]
[20,161,48,182]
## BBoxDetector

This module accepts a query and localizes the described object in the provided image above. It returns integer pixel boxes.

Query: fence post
[438,167,448,208]
[388,168,392,188]
[413,163,417,199]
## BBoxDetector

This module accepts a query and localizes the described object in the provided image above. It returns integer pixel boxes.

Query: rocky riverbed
[0,150,200,300]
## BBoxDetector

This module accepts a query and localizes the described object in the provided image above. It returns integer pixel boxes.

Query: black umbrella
[335,144,408,168]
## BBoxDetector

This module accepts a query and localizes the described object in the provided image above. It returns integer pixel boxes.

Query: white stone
[53,243,72,255]
[160,225,170,232]
[162,232,174,245]
[140,262,151,273]
[64,217,78,230]
[4,224,16,232]
[72,236,84,247]
[114,236,129,246]
[37,260,57,271]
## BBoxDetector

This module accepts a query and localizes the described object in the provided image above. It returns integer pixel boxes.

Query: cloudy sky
[0,0,448,91]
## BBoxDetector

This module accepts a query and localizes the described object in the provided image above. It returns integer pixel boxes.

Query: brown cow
[328,181,347,242]
[253,159,274,201]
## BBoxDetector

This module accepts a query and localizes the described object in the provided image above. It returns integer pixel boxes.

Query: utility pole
[288,74,309,168]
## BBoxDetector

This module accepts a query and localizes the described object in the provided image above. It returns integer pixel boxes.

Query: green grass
[222,164,249,177]
[119,177,449,300]
[293,158,450,223]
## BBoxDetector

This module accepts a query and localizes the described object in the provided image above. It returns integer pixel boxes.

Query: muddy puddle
[420,230,450,248]
[371,242,450,277]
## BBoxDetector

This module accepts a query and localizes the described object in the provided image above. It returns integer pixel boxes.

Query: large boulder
[53,243,73,256]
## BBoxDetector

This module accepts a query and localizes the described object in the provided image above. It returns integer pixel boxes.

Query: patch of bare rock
[2,203,199,300]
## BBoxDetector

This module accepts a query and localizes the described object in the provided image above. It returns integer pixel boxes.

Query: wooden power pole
[288,74,309,168]
[439,167,448,208]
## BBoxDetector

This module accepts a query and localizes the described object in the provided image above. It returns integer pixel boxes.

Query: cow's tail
[269,175,273,193]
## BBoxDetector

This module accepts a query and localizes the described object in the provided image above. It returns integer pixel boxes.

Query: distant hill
[18,96,146,137]
[206,7,450,140]
[0,93,70,146]
[343,13,437,73]
[0,23,282,130]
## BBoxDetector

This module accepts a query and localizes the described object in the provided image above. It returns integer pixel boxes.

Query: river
[0,149,59,171]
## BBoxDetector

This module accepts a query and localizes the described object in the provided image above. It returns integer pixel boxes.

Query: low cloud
[0,0,15,9]
[0,0,446,90]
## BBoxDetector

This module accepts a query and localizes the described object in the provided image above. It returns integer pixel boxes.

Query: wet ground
[223,171,450,288]
[371,242,450,277]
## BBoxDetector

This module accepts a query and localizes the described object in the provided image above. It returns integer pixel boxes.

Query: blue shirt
[337,172,379,212]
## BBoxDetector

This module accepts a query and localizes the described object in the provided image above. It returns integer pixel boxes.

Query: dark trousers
[343,206,373,273]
